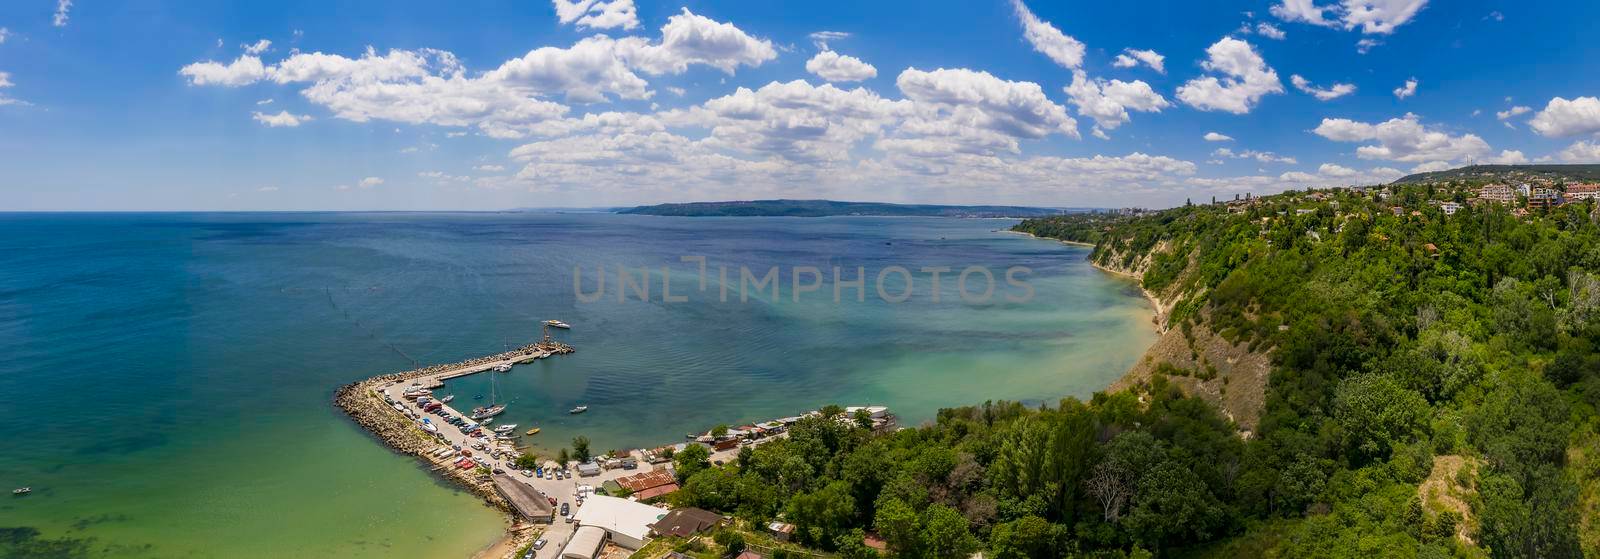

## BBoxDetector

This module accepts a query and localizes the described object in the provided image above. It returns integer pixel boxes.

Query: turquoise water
[0,213,1155,558]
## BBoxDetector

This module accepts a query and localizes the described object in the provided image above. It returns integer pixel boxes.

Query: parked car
[492,468,504,474]
[560,502,569,515]
[547,496,557,506]
[532,538,547,550]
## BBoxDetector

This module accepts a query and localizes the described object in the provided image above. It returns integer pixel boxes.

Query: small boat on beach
[545,319,571,329]
[569,405,588,414]
[526,427,541,435]
[12,488,29,495]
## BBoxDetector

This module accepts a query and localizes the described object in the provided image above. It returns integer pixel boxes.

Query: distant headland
[616,199,1085,218]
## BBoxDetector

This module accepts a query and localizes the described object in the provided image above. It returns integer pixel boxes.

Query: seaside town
[336,323,898,559]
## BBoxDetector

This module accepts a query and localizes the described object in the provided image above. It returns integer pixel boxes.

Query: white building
[569,495,668,550]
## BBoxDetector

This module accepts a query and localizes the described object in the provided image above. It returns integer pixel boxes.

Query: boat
[440,395,455,403]
[494,424,518,434]
[526,427,541,435]
[544,319,571,329]
[473,394,484,400]
[492,363,512,373]
[471,367,507,420]
[481,417,494,425]
[569,405,588,414]
[12,488,29,495]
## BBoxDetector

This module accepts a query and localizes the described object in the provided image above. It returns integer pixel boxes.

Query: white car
[532,539,547,550]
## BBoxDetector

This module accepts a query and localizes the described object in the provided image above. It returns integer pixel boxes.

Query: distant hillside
[618,199,1077,218]
[1392,164,1600,184]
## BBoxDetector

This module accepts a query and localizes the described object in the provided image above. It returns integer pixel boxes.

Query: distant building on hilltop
[1529,187,1560,210]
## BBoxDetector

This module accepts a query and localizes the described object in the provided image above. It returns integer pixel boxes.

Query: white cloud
[243,39,272,55]
[1555,140,1600,163]
[1356,38,1382,54]
[1204,132,1234,142]
[808,31,850,51]
[806,50,877,82]
[1484,149,1528,164]
[1010,0,1084,69]
[1212,147,1297,164]
[419,171,472,183]
[1111,49,1165,74]
[1255,22,1288,39]
[0,28,11,44]
[53,0,72,27]
[179,55,268,86]
[1528,96,1600,138]
[1290,75,1356,101]
[551,0,640,30]
[359,177,384,188]
[475,164,506,172]
[1313,113,1490,164]
[0,71,23,106]
[898,67,1079,142]
[1270,0,1429,35]
[1496,105,1530,120]
[256,98,274,105]
[1175,37,1283,114]
[257,186,279,192]
[181,11,776,138]
[1189,164,1404,193]
[252,110,312,127]
[1063,70,1169,134]
[1392,78,1417,99]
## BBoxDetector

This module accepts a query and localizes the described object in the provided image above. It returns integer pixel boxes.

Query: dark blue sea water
[0,212,1154,558]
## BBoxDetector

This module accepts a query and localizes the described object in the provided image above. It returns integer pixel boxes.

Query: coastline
[1009,230,1167,333]
[334,341,573,559]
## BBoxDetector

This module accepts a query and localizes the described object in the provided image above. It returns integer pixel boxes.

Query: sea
[0,212,1156,558]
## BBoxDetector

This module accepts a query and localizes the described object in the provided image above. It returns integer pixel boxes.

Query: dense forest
[660,181,1600,558]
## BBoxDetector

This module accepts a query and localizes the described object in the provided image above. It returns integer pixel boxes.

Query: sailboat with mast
[470,370,506,420]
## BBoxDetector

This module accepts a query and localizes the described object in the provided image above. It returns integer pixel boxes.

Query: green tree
[988,515,1061,559]
[919,504,978,559]
[513,452,539,470]
[786,480,856,550]
[674,444,711,482]
[711,424,729,439]
[572,435,591,463]
[873,497,920,555]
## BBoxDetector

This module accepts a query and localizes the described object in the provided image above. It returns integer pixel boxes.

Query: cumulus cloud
[243,39,272,55]
[0,71,23,106]
[1255,22,1287,39]
[54,0,72,27]
[1528,96,1600,138]
[1554,140,1600,163]
[1313,113,1490,164]
[1270,0,1429,34]
[1290,75,1356,101]
[179,55,268,86]
[475,164,506,172]
[1111,49,1165,74]
[1496,105,1531,120]
[1212,147,1297,164]
[806,50,877,82]
[1175,37,1283,114]
[1484,149,1528,164]
[1010,0,1084,69]
[1392,78,1417,99]
[252,110,311,127]
[181,10,776,138]
[1063,71,1169,134]
[359,177,384,188]
[1189,164,1404,194]
[1204,132,1234,142]
[898,67,1079,142]
[551,0,640,30]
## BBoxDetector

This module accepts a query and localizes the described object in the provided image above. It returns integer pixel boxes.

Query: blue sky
[3,0,1600,210]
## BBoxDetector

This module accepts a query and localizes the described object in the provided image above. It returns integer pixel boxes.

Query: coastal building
[1568,183,1600,200]
[559,526,608,559]
[767,521,796,542]
[616,469,678,502]
[1478,184,1515,204]
[569,495,669,550]
[576,462,602,477]
[491,474,555,523]
[1438,201,1461,215]
[1530,187,1560,209]
[651,507,727,538]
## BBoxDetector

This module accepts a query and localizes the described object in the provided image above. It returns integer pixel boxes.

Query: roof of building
[616,469,676,492]
[559,525,607,559]
[651,507,724,537]
[633,482,680,502]
[572,495,669,543]
[491,474,554,519]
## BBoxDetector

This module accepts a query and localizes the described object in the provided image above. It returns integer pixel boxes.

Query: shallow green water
[0,213,1154,557]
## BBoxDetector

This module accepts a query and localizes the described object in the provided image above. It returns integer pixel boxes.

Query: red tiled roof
[633,482,679,501]
[617,469,676,492]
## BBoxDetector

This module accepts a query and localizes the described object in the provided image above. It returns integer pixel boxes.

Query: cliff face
[1090,235,1272,433]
